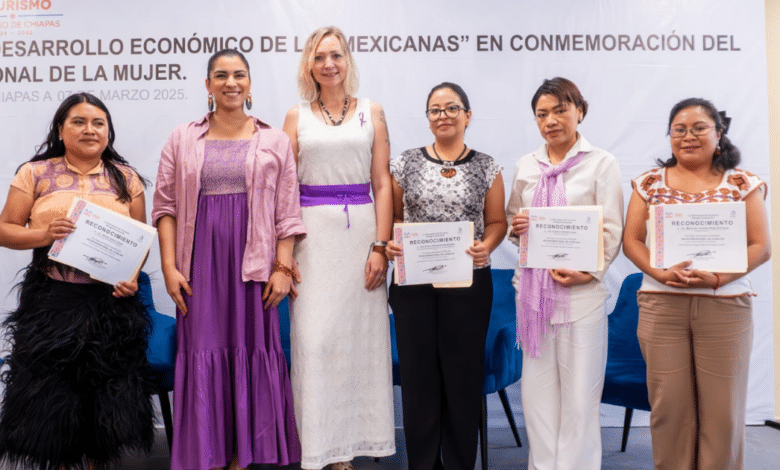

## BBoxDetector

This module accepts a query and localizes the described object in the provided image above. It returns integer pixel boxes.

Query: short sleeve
[10,163,35,196]
[486,158,502,185]
[123,167,145,199]
[727,169,765,201]
[390,154,405,185]
[631,168,663,202]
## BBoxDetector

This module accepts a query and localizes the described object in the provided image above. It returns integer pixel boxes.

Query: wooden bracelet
[273,260,294,277]
[713,273,722,291]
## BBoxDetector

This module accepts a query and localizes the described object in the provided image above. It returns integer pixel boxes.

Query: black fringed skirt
[0,266,155,470]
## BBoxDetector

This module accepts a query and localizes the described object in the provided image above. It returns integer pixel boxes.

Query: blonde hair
[297,26,359,102]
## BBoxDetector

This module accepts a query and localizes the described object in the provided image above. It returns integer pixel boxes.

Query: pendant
[440,168,457,178]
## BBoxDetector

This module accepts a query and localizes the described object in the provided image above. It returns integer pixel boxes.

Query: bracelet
[713,273,722,291]
[368,242,388,260]
[272,260,294,278]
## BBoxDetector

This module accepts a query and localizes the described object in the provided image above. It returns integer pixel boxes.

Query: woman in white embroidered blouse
[623,98,770,470]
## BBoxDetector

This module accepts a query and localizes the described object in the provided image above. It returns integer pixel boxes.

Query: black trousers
[389,267,492,470]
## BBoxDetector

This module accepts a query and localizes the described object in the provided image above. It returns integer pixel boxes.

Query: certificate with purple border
[518,206,603,272]
[48,198,156,285]
[393,221,473,287]
[648,201,746,272]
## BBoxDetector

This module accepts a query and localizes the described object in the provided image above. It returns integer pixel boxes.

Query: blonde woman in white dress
[282,26,395,470]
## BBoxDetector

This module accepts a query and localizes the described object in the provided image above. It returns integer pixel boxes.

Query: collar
[193,112,272,139]
[534,134,594,165]
[62,156,105,176]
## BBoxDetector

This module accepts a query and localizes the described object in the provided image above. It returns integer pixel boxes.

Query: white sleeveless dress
[291,98,395,469]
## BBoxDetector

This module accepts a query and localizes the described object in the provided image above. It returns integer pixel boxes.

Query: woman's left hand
[467,240,490,267]
[364,251,388,290]
[548,268,594,287]
[113,279,138,298]
[263,271,292,308]
[666,268,719,289]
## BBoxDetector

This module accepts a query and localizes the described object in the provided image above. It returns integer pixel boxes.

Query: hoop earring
[245,93,252,110]
[715,145,722,156]
[207,94,214,112]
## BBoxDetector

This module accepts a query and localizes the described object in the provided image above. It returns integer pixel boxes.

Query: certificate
[518,206,603,271]
[48,198,157,285]
[649,201,746,272]
[393,221,474,287]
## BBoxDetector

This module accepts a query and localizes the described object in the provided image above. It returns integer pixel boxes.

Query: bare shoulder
[284,104,301,121]
[369,100,385,115]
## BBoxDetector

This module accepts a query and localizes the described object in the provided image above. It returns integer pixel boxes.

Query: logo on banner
[0,1,62,34]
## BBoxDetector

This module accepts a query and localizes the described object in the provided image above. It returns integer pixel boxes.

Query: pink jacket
[151,114,306,282]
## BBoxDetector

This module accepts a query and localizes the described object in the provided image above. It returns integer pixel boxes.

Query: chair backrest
[602,272,650,411]
[278,297,292,369]
[607,273,644,362]
[139,272,176,370]
[482,269,523,395]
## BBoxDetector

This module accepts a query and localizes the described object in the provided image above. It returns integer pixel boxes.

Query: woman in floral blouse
[623,98,770,470]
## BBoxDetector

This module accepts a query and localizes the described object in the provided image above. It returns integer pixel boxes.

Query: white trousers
[520,303,607,470]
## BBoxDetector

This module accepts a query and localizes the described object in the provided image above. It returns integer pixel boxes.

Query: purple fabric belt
[299,183,372,228]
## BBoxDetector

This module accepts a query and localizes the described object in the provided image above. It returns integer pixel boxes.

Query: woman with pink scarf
[505,77,624,470]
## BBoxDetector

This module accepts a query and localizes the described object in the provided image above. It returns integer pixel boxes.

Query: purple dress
[171,140,301,470]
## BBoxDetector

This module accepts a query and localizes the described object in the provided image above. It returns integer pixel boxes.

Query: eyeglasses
[425,105,467,121]
[669,125,715,138]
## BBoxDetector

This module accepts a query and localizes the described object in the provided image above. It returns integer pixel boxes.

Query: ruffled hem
[171,346,301,470]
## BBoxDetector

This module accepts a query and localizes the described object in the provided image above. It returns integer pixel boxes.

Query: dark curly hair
[656,97,740,171]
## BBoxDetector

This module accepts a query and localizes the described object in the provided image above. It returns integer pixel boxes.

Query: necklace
[318,96,350,126]
[431,143,468,178]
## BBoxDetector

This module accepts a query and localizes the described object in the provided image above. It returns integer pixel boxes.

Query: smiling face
[427,87,471,143]
[669,105,721,167]
[311,34,348,90]
[58,102,109,162]
[534,94,583,158]
[206,55,251,111]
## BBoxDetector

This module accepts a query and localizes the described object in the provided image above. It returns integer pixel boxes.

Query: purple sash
[299,183,372,228]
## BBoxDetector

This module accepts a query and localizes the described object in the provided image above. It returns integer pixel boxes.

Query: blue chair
[138,271,176,451]
[600,272,650,452]
[479,268,523,469]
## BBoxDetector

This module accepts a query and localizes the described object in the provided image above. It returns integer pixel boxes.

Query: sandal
[327,462,354,470]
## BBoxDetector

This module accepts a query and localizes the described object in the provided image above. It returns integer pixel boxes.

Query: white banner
[0,0,772,424]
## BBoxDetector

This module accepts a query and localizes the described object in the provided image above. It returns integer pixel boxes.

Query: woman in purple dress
[152,49,305,470]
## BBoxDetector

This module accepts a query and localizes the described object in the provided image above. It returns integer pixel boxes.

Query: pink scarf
[517,151,586,357]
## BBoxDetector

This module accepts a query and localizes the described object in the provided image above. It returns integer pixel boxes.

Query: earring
[207,94,214,112]
[245,93,252,110]
[715,144,722,156]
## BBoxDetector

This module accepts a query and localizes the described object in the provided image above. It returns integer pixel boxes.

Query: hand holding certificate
[648,201,747,273]
[393,221,474,287]
[48,198,157,285]
[518,206,604,272]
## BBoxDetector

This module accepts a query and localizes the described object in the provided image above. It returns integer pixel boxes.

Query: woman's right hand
[46,217,76,244]
[653,260,693,286]
[385,240,402,261]
[162,267,192,315]
[511,212,529,237]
